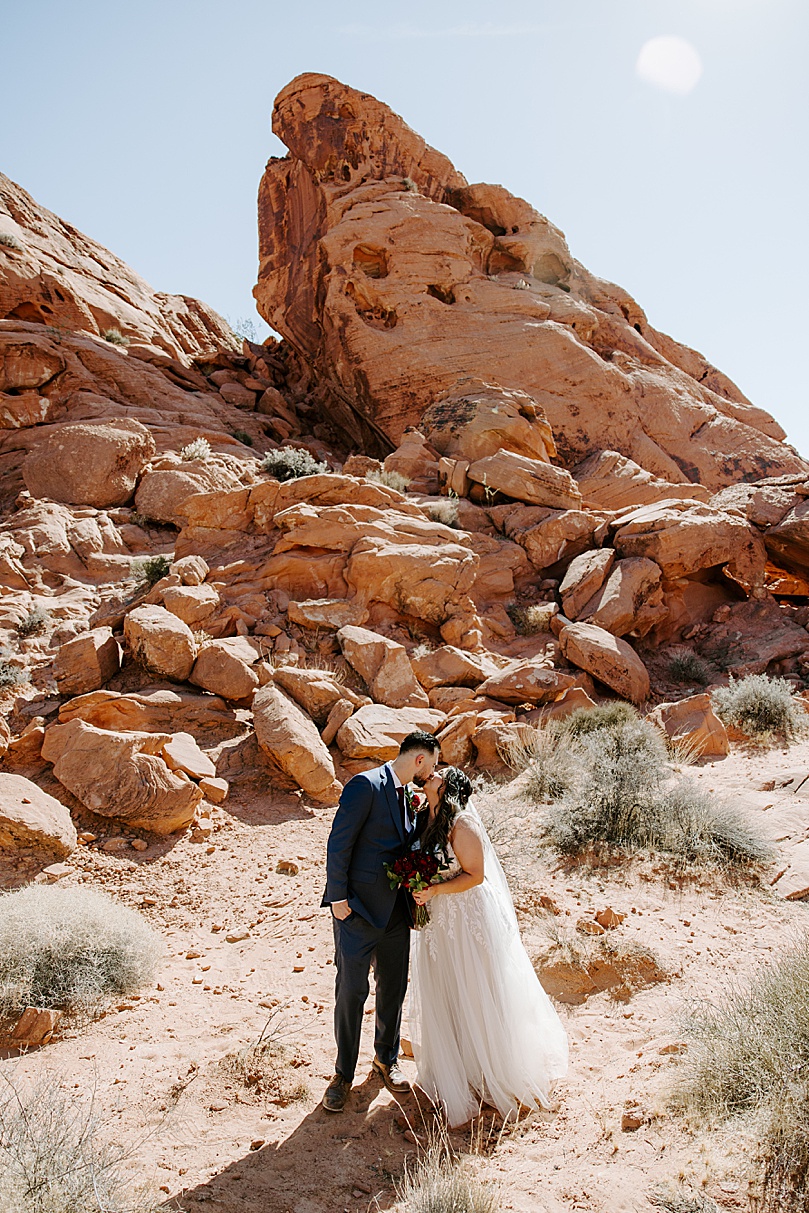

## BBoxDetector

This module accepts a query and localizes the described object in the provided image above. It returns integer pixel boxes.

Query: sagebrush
[712,673,804,741]
[101,328,129,347]
[0,1072,160,1213]
[668,647,711,686]
[130,554,171,587]
[369,468,410,494]
[424,498,459,527]
[0,233,22,250]
[0,886,161,1016]
[0,654,25,690]
[261,447,328,481]
[674,935,809,1213]
[180,436,211,461]
[16,607,50,638]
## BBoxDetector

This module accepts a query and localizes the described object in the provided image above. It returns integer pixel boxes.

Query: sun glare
[636,35,704,95]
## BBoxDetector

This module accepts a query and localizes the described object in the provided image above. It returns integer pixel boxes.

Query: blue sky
[2,0,807,454]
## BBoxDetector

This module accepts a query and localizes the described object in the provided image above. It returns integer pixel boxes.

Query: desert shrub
[229,428,253,447]
[130,553,171,587]
[501,723,571,803]
[402,176,418,193]
[395,1130,498,1213]
[712,673,804,741]
[0,233,22,250]
[544,716,770,866]
[0,653,25,690]
[674,936,809,1213]
[226,314,259,343]
[561,701,639,739]
[180,436,211,461]
[16,607,50,638]
[0,1072,160,1213]
[101,328,129,347]
[0,886,162,1016]
[424,497,459,527]
[668,647,711,686]
[224,1011,309,1106]
[507,601,556,635]
[650,1186,720,1213]
[261,446,328,481]
[368,468,410,494]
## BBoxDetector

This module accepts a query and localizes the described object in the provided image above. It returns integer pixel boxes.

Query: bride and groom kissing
[322,730,568,1126]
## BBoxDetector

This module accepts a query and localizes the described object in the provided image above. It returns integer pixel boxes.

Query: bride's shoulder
[451,808,484,839]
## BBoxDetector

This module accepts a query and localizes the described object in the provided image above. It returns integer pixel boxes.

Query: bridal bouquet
[385,850,444,929]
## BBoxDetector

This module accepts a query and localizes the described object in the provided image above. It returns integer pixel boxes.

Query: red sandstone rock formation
[255,73,807,490]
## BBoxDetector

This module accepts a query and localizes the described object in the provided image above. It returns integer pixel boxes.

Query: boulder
[161,584,220,627]
[559,622,650,704]
[559,549,615,619]
[41,719,202,834]
[272,666,368,726]
[336,704,445,761]
[383,430,440,492]
[253,683,342,803]
[411,645,503,691]
[57,687,237,736]
[612,500,767,591]
[337,625,429,709]
[649,694,729,759]
[190,637,262,701]
[422,380,556,464]
[574,450,709,511]
[467,449,582,510]
[53,627,121,696]
[577,557,666,638]
[436,712,478,766]
[475,661,577,705]
[321,698,356,746]
[135,456,252,526]
[765,499,809,576]
[0,715,9,759]
[287,597,369,629]
[161,732,217,780]
[491,503,606,572]
[124,605,196,681]
[23,418,155,508]
[199,775,229,803]
[523,686,599,724]
[170,554,209,585]
[0,773,77,857]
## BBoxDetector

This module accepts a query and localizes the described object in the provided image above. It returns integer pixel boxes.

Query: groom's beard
[412,774,430,787]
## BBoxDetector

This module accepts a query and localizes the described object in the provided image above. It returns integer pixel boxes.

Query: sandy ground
[3,736,809,1213]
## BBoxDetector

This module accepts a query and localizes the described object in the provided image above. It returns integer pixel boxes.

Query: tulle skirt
[409,877,568,1127]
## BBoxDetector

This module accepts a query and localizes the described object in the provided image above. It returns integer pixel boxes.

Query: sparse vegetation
[402,176,418,193]
[507,601,556,635]
[668,647,712,686]
[16,606,50,638]
[0,233,22,250]
[224,1011,309,1106]
[395,1128,498,1213]
[674,935,809,1213]
[544,715,771,866]
[502,722,571,803]
[130,554,171,587]
[226,314,260,343]
[180,436,211,461]
[369,468,411,494]
[424,497,459,527]
[229,428,254,447]
[712,673,804,742]
[562,701,639,739]
[650,1185,720,1213]
[0,1072,161,1213]
[101,328,129,347]
[0,886,161,1018]
[535,917,667,1002]
[261,446,328,481]
[0,652,25,690]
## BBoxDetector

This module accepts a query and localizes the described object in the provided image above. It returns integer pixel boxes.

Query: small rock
[225,929,250,943]
[576,918,606,936]
[400,1037,414,1059]
[130,839,148,852]
[658,1042,687,1055]
[198,775,229,804]
[538,894,561,915]
[276,859,299,876]
[250,1139,265,1152]
[186,950,202,960]
[595,907,626,929]
[141,895,158,906]
[209,1100,228,1112]
[42,862,72,882]
[293,965,305,973]
[101,837,129,852]
[78,831,97,843]
[11,1006,61,1046]
[621,1105,646,1132]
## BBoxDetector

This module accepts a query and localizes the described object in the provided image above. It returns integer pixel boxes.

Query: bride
[409,766,568,1127]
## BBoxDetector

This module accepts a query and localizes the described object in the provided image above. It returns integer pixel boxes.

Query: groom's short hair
[398,730,440,756]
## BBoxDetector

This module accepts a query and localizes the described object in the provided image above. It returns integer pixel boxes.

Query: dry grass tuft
[712,673,804,743]
[261,446,329,481]
[673,935,809,1212]
[424,497,459,527]
[369,468,411,494]
[0,886,162,1018]
[506,601,556,635]
[0,1071,161,1213]
[650,1184,720,1212]
[667,647,712,687]
[224,1012,309,1106]
[394,1123,498,1213]
[16,607,51,638]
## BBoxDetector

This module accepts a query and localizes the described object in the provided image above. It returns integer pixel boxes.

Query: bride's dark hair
[420,766,473,859]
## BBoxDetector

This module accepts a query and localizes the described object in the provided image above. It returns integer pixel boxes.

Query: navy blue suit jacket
[322,763,424,930]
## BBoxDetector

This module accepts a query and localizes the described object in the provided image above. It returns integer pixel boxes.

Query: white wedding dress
[409,805,568,1127]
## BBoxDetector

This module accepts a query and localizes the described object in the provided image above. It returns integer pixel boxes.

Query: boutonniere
[405,786,426,814]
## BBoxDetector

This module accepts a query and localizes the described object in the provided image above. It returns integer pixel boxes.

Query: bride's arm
[412,819,484,905]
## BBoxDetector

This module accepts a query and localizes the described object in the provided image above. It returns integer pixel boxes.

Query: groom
[321,730,441,1113]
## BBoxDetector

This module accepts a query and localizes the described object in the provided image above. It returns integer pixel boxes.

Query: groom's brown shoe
[373,1056,411,1094]
[322,1073,351,1113]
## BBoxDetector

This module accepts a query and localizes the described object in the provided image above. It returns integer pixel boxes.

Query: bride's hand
[412,885,436,906]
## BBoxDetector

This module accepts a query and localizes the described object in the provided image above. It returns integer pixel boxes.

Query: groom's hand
[331,899,352,920]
